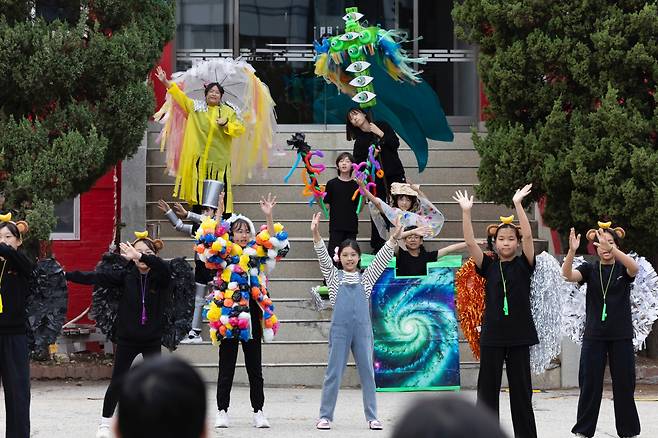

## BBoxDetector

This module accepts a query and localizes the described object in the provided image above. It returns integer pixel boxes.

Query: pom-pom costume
[194,214,289,416]
[313,7,453,171]
[194,216,289,344]
[154,59,277,210]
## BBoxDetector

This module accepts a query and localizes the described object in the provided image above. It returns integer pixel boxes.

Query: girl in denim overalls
[311,212,402,431]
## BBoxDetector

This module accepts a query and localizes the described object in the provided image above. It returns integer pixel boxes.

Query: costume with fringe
[27,258,68,358]
[455,252,565,374]
[154,59,277,209]
[80,252,195,350]
[313,7,453,171]
[194,216,290,344]
[561,254,658,351]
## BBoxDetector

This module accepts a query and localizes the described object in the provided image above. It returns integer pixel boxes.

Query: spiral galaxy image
[370,266,460,391]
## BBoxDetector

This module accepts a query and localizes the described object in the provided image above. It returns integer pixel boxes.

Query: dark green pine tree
[0,0,174,253]
[453,1,658,355]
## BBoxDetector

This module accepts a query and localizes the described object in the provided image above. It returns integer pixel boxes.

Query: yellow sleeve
[223,106,246,138]
[167,83,194,114]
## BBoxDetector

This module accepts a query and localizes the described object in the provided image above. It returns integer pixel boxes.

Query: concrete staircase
[145,127,559,389]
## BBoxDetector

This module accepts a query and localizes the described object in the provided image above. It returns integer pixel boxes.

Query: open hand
[593,228,613,252]
[119,242,141,261]
[512,183,532,205]
[155,66,169,86]
[172,202,187,218]
[568,227,581,252]
[311,212,321,234]
[389,216,403,241]
[452,190,474,211]
[412,225,433,237]
[259,193,277,216]
[157,199,170,213]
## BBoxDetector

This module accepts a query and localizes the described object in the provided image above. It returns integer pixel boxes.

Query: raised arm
[355,178,384,212]
[159,200,194,236]
[156,66,194,114]
[594,228,639,277]
[311,213,339,292]
[562,227,583,283]
[512,184,534,265]
[363,217,401,288]
[452,190,484,267]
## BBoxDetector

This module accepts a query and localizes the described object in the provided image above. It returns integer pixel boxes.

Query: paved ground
[2,382,658,437]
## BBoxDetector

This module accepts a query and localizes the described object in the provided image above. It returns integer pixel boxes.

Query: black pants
[369,174,405,252]
[0,334,30,438]
[572,339,640,438]
[477,345,537,438]
[217,336,264,412]
[102,343,161,418]
[328,230,357,264]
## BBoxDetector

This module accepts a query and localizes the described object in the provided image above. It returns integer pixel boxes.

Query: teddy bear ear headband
[132,231,165,251]
[486,215,520,237]
[586,221,625,242]
[0,213,29,235]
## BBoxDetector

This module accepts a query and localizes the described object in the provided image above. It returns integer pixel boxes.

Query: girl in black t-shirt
[453,184,538,438]
[562,225,640,438]
[324,152,359,261]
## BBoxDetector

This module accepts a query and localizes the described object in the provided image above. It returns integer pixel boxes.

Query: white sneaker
[96,424,111,438]
[316,418,331,430]
[215,410,229,428]
[180,330,203,344]
[253,410,271,428]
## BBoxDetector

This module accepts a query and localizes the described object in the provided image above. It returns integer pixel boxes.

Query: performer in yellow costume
[156,66,245,212]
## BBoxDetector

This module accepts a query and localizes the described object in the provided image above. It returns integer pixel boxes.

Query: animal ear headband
[0,213,29,235]
[486,215,520,237]
[586,221,625,241]
[132,231,165,251]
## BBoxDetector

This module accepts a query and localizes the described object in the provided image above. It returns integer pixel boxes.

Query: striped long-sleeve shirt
[314,239,395,306]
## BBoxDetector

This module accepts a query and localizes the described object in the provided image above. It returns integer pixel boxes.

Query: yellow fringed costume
[167,83,246,211]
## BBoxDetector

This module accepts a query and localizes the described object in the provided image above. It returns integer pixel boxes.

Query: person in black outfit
[65,236,170,438]
[454,185,538,438]
[395,225,479,277]
[562,225,640,438]
[347,108,406,251]
[324,152,359,260]
[0,218,33,438]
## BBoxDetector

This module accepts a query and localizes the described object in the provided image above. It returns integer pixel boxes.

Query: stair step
[146,164,481,185]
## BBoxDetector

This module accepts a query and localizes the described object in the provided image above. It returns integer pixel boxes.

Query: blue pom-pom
[239,329,250,341]
[221,307,231,315]
[263,311,271,319]
[241,291,249,300]
[225,329,233,338]
[277,231,289,240]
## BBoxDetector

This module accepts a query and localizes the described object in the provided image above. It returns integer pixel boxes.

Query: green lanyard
[599,262,615,322]
[499,260,509,316]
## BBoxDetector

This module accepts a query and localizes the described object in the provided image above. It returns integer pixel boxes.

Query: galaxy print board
[361,254,462,392]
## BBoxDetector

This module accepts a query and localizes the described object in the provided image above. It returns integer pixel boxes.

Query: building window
[50,196,80,240]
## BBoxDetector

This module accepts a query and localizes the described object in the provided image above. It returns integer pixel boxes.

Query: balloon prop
[351,144,385,213]
[283,132,329,218]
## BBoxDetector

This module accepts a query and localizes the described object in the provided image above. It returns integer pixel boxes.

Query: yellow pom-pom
[258,230,271,241]
[207,302,221,321]
[230,244,243,256]
[211,240,224,252]
[221,269,232,282]
[210,329,218,345]
[200,217,217,232]
[256,246,266,257]
[273,223,284,233]
[239,254,250,269]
